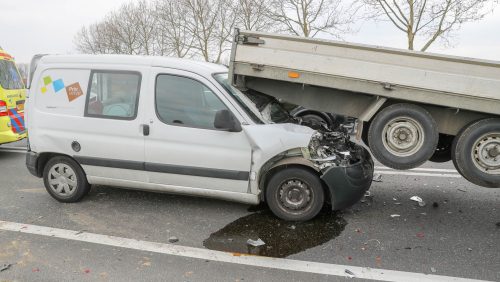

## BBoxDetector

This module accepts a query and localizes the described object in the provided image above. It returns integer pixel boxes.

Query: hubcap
[48,164,78,196]
[472,133,500,174]
[279,179,313,211]
[382,117,425,157]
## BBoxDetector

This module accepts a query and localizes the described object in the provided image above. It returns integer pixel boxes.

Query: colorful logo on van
[40,76,83,102]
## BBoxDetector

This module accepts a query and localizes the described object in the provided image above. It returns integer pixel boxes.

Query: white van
[25,55,373,221]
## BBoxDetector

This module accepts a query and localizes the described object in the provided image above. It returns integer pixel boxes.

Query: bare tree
[155,0,194,57]
[236,0,274,31]
[269,0,356,38]
[359,0,499,51]
[183,0,237,63]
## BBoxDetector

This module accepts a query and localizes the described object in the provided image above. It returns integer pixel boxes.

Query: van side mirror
[214,109,242,132]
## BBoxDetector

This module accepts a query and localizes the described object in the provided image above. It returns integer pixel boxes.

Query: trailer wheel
[452,118,500,188]
[429,134,454,163]
[368,103,438,169]
[266,167,324,221]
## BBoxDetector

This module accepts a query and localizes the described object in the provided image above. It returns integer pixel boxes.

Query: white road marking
[375,170,461,178]
[0,220,490,282]
[375,166,458,173]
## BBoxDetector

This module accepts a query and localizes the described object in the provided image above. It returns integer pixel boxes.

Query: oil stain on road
[203,209,346,258]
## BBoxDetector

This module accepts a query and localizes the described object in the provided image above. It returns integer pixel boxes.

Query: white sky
[1,0,499,63]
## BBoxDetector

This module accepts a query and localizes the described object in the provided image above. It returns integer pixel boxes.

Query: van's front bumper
[320,148,374,210]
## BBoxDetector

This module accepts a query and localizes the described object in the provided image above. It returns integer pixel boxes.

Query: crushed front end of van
[304,130,374,210]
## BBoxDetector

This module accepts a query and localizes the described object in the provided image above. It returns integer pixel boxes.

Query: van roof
[39,54,228,76]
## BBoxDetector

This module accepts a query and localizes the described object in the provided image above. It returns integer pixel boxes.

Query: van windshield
[213,73,265,124]
[0,60,23,90]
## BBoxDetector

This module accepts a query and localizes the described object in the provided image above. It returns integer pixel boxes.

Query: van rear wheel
[266,167,324,221]
[452,118,500,188]
[43,156,90,202]
[368,103,438,169]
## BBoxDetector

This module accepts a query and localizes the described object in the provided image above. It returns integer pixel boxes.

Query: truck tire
[429,134,454,163]
[43,156,91,202]
[368,103,438,169]
[266,167,324,221]
[452,118,500,188]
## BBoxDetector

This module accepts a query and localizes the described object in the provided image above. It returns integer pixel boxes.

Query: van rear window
[0,60,23,90]
[85,71,141,120]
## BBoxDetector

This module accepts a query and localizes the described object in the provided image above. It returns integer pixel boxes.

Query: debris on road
[433,202,439,208]
[246,238,265,247]
[0,263,12,272]
[345,269,355,278]
[390,214,400,218]
[431,267,437,273]
[416,232,425,238]
[496,222,500,228]
[457,188,467,192]
[83,268,91,274]
[287,225,296,230]
[168,236,179,243]
[410,196,426,207]
[467,248,473,251]
[372,174,382,182]
[75,230,85,235]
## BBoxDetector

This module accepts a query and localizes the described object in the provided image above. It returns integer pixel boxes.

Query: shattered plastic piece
[457,188,467,192]
[390,214,400,218]
[372,174,382,182]
[0,264,11,272]
[431,267,437,273]
[467,248,472,251]
[416,232,425,238]
[345,269,355,278]
[410,196,426,207]
[288,225,296,230]
[75,230,85,235]
[246,238,265,247]
[168,236,179,243]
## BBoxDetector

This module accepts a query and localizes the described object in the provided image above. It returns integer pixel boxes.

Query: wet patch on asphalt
[203,209,347,258]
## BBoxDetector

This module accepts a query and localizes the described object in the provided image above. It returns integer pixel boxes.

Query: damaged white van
[26,55,373,221]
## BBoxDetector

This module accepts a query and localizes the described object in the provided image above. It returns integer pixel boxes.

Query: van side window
[85,71,141,119]
[155,74,228,129]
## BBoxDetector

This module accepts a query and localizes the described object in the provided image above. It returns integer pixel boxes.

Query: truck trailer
[228,29,500,188]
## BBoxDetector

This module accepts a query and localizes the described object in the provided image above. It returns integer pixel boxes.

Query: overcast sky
[1,0,499,63]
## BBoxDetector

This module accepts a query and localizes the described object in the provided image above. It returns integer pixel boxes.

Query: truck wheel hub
[473,134,500,173]
[383,118,425,157]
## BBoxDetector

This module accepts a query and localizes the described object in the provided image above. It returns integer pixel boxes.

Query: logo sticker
[40,76,84,102]
[65,83,84,102]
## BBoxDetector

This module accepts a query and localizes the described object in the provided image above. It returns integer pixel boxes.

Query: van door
[75,70,147,183]
[144,68,252,193]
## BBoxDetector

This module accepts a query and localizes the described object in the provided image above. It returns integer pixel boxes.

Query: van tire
[452,118,500,188]
[368,103,438,169]
[266,167,324,221]
[43,156,90,202]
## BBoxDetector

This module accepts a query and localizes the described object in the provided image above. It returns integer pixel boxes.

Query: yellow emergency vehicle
[0,47,26,144]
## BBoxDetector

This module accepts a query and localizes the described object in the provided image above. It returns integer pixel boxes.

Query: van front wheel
[43,156,90,202]
[266,168,324,221]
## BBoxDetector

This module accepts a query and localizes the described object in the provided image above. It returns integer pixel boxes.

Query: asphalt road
[0,140,499,282]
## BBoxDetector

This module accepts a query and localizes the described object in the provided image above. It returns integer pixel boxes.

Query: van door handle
[142,124,150,136]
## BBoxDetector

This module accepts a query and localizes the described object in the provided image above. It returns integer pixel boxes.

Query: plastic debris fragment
[246,238,265,247]
[372,174,382,182]
[410,196,426,207]
[345,269,355,278]
[168,236,179,243]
